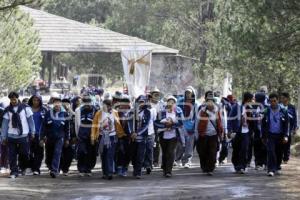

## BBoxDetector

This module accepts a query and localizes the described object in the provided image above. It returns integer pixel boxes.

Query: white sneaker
[33,171,40,175]
[79,173,85,177]
[9,174,16,179]
[173,161,178,167]
[25,168,33,176]
[183,163,191,169]
[207,172,213,176]
[268,172,274,177]
[85,173,92,177]
[63,172,69,176]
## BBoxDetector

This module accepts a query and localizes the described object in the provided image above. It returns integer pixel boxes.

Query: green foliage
[208,0,300,99]
[40,0,299,100]
[42,0,112,24]
[0,8,42,91]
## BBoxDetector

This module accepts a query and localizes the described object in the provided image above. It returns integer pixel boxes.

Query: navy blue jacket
[135,108,151,137]
[285,104,298,134]
[228,103,257,134]
[262,106,289,138]
[78,105,96,140]
[42,108,70,140]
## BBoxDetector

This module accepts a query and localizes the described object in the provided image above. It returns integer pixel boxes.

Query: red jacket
[197,108,223,138]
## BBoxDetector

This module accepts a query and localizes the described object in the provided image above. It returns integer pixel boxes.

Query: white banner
[223,72,232,97]
[121,48,152,98]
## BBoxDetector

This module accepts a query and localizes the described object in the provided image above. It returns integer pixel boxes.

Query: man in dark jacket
[280,92,298,164]
[40,95,70,178]
[28,94,48,175]
[75,95,97,176]
[228,92,255,174]
[262,93,289,177]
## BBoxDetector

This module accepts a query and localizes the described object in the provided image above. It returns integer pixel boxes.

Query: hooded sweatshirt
[28,94,48,136]
[177,86,199,134]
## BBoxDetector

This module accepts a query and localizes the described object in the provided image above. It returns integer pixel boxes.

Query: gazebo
[20,6,179,86]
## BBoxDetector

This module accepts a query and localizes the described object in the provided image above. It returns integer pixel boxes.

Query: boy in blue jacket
[131,95,151,179]
[262,93,289,177]
[28,94,48,175]
[280,92,298,164]
[40,95,70,178]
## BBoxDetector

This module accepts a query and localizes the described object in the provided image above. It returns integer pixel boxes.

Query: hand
[64,140,70,148]
[283,137,288,144]
[131,133,137,141]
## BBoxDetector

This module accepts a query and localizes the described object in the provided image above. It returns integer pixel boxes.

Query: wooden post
[40,53,46,80]
[48,53,53,87]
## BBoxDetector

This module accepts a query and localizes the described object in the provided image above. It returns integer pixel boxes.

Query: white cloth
[121,48,152,98]
[241,106,249,133]
[205,110,218,136]
[163,111,177,139]
[74,107,81,136]
[101,111,116,136]
[148,107,157,135]
[4,106,33,136]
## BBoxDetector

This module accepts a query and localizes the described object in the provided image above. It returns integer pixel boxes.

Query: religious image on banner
[121,48,152,98]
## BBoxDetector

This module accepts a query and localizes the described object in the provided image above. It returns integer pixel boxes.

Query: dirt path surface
[0,157,299,200]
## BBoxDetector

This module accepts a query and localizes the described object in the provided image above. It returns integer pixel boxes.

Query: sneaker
[183,163,191,169]
[25,168,33,176]
[146,168,151,175]
[165,173,172,178]
[33,171,40,175]
[102,175,108,179]
[121,168,128,177]
[9,174,16,179]
[117,167,123,176]
[153,162,159,168]
[50,171,57,178]
[240,169,245,174]
[63,172,69,176]
[207,172,213,176]
[268,172,274,177]
[173,161,178,167]
[135,175,141,179]
[79,173,85,177]
[86,173,92,177]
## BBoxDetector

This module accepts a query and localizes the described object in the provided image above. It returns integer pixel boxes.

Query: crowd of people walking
[0,85,298,179]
